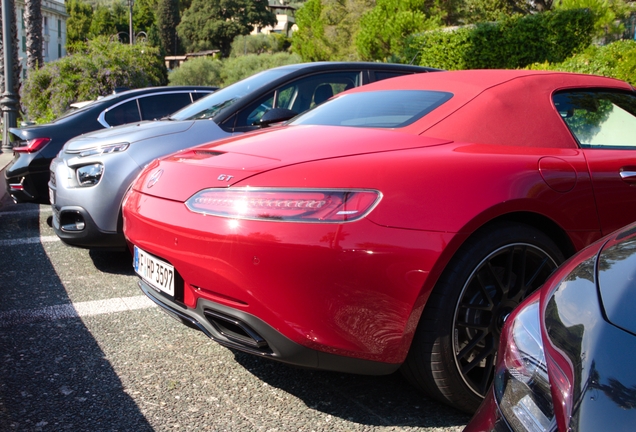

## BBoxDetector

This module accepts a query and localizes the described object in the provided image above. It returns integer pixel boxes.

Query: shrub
[406,8,595,70]
[167,57,224,86]
[230,34,291,57]
[220,53,302,86]
[529,40,636,85]
[168,52,303,88]
[21,37,167,123]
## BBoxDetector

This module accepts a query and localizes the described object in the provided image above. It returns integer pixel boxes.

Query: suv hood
[64,119,196,151]
[134,125,452,201]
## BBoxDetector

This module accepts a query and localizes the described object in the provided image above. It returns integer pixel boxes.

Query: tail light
[13,137,51,153]
[495,292,556,432]
[185,188,381,223]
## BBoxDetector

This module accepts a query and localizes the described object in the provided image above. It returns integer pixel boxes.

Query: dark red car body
[122,70,636,413]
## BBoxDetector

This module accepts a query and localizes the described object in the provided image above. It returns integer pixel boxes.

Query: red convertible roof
[348,69,634,148]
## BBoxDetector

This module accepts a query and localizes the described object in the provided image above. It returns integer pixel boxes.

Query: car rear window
[289,90,452,128]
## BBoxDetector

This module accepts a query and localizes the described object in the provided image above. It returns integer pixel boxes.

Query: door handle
[620,170,636,182]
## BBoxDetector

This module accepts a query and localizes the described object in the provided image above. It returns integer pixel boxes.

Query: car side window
[553,90,636,148]
[372,71,415,82]
[244,93,275,128]
[232,71,362,132]
[191,92,209,101]
[103,100,142,126]
[138,93,193,120]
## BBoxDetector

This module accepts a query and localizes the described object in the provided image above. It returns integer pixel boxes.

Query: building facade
[252,0,298,37]
[14,0,68,79]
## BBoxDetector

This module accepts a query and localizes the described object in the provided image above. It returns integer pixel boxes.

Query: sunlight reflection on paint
[228,219,240,229]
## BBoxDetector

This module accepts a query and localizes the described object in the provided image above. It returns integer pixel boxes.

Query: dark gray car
[6,86,216,203]
[49,62,437,250]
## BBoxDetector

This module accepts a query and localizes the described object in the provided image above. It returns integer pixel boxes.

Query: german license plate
[49,188,55,205]
[134,246,175,296]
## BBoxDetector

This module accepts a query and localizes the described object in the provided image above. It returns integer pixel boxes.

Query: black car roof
[266,61,438,73]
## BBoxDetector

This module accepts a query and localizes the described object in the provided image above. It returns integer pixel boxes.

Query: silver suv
[49,62,437,249]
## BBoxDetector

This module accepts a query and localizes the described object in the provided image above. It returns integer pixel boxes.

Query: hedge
[529,39,636,85]
[406,8,595,70]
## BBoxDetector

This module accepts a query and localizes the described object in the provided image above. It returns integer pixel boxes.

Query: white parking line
[0,295,155,327]
[0,235,59,247]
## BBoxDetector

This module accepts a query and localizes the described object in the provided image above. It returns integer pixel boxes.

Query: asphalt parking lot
[0,153,470,431]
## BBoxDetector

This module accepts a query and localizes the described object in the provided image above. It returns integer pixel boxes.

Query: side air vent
[194,150,224,157]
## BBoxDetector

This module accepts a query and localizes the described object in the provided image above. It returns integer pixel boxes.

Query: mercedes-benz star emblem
[146,169,163,188]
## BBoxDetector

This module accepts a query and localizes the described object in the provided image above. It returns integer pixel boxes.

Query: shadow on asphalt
[0,195,152,430]
[232,350,471,428]
[89,249,135,275]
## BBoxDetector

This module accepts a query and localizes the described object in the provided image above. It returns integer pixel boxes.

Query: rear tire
[401,222,564,413]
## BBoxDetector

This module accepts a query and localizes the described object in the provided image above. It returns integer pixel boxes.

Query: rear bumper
[5,156,50,204]
[139,278,401,375]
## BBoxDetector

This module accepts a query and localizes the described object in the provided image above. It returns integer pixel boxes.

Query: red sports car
[122,70,636,413]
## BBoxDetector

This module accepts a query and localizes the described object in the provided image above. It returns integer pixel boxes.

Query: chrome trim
[619,170,636,181]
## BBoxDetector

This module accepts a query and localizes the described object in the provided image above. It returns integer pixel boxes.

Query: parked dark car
[465,220,636,431]
[49,62,437,250]
[5,86,216,204]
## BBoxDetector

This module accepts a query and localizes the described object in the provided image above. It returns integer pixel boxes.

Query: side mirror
[254,108,297,127]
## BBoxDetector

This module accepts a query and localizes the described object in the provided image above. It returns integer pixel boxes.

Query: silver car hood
[64,119,196,151]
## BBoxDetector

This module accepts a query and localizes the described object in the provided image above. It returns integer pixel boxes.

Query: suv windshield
[169,67,296,122]
[290,90,452,128]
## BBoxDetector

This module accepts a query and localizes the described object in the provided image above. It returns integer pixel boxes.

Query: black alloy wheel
[452,242,559,398]
[401,222,564,413]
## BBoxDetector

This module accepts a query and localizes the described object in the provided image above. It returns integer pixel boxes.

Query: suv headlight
[495,293,556,432]
[77,163,104,186]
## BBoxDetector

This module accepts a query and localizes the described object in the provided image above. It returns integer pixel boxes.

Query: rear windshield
[290,90,452,128]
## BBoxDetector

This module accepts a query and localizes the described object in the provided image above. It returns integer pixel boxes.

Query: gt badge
[218,174,234,182]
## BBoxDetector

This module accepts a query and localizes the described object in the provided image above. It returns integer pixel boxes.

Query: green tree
[133,0,159,39]
[88,4,117,38]
[292,0,374,62]
[66,0,94,45]
[356,0,446,62]
[157,0,180,55]
[21,37,168,122]
[111,0,132,38]
[291,0,329,61]
[177,0,277,57]
[554,0,633,40]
